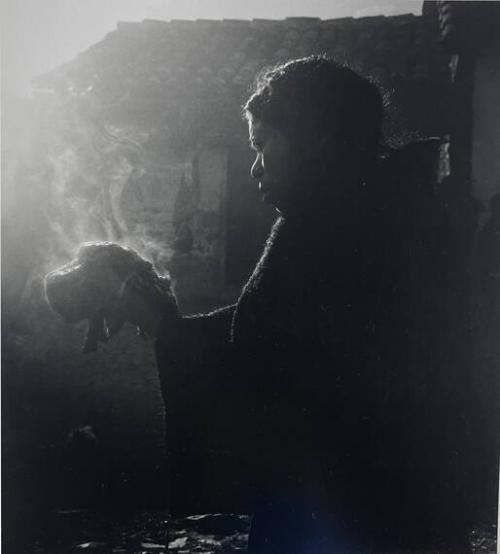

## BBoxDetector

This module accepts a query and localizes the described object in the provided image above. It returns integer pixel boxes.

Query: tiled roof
[32,13,451,143]
[35,13,449,95]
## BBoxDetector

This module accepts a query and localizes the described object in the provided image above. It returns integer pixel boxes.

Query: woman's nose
[251,155,264,180]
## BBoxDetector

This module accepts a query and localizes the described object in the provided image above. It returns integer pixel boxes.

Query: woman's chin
[262,191,273,204]
[261,187,278,206]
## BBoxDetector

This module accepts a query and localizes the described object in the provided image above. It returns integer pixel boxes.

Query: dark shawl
[155,139,472,548]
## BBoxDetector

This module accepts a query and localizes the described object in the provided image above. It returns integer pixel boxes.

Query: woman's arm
[154,304,238,453]
[155,304,236,368]
[155,304,253,515]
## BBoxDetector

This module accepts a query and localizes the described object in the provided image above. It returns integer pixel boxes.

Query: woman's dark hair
[244,55,384,179]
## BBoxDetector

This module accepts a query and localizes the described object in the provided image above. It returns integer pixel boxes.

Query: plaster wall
[169,146,231,311]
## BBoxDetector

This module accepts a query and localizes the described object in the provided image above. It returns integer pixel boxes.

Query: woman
[154,56,471,552]
[46,55,470,552]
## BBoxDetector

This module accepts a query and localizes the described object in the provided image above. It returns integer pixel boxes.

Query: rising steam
[3,93,176,312]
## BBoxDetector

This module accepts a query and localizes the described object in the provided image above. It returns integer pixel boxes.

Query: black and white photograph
[1,1,499,552]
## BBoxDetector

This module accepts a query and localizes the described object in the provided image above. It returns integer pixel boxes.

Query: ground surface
[26,510,497,554]
[31,510,249,553]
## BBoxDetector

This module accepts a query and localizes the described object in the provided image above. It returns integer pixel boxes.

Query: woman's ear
[302,133,333,162]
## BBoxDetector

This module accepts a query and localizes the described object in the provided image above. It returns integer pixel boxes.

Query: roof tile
[195,19,222,29]
[35,13,449,97]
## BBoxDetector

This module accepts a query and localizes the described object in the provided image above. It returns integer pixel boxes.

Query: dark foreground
[15,510,496,554]
[27,510,249,554]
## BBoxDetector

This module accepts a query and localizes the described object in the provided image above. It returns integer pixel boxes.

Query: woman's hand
[44,241,178,352]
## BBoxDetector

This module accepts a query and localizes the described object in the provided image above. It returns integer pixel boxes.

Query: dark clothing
[156,149,472,551]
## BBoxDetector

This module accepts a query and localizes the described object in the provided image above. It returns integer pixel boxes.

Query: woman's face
[247,115,302,215]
